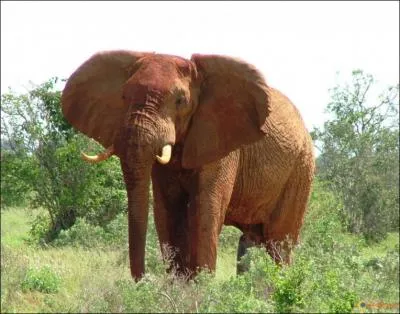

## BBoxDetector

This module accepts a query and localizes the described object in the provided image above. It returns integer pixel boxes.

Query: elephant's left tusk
[81,145,114,164]
[156,144,172,165]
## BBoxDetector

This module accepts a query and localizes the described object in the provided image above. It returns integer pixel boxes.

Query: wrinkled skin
[61,50,315,280]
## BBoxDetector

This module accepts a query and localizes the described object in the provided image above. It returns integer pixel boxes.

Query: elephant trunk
[121,156,152,281]
[117,102,176,280]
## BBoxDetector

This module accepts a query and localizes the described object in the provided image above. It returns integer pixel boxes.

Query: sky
[1,1,399,130]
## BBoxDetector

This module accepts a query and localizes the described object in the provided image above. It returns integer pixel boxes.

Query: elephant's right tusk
[156,144,172,165]
[81,145,115,164]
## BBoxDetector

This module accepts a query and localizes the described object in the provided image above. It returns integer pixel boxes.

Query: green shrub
[21,266,61,294]
[52,213,128,249]
[218,225,242,250]
[301,179,346,250]
[102,212,129,246]
[28,211,52,245]
[117,278,162,312]
[292,181,361,312]
[273,263,308,313]
[30,135,127,242]
[201,274,273,313]
[52,218,107,248]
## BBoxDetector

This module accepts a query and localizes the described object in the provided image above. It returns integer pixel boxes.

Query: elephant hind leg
[264,158,314,264]
[236,234,254,275]
[236,224,264,275]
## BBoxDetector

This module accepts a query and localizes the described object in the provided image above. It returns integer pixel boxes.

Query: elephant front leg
[187,158,238,276]
[152,166,190,274]
[187,197,220,275]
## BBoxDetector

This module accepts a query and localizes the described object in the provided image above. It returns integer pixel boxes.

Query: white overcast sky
[1,1,399,130]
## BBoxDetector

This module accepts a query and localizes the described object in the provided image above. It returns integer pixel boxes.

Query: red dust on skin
[61,50,315,280]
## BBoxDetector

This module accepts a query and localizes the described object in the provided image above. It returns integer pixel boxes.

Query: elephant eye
[176,96,186,107]
[134,102,146,110]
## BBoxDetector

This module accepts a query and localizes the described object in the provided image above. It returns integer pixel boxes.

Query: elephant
[61,50,315,281]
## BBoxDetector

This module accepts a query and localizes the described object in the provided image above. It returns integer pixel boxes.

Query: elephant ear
[182,54,271,169]
[61,50,150,148]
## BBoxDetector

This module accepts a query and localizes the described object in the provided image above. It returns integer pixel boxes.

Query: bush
[198,249,276,313]
[200,274,274,313]
[272,261,308,313]
[292,181,361,313]
[116,278,163,312]
[21,266,61,294]
[53,213,128,249]
[52,218,108,248]
[301,179,346,250]
[218,225,242,250]
[28,211,53,245]
[30,134,127,242]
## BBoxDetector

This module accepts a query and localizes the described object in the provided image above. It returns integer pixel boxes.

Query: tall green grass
[1,181,399,313]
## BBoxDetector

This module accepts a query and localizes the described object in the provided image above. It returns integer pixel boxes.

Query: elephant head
[61,50,271,280]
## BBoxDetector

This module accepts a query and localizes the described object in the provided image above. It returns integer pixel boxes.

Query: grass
[1,207,239,313]
[2,242,132,312]
[361,232,399,258]
[1,208,129,312]
[216,248,237,281]
[1,207,31,248]
[1,206,399,313]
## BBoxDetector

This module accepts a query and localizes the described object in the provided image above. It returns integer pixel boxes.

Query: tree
[1,78,126,242]
[312,70,399,241]
[0,144,35,208]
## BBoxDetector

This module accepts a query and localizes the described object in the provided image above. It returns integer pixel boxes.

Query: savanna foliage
[1,183,398,313]
[311,70,399,241]
[1,71,399,313]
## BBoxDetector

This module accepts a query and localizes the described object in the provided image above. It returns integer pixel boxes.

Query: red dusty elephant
[61,51,315,281]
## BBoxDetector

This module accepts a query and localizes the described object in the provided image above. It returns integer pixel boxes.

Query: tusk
[156,144,172,165]
[81,145,114,164]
